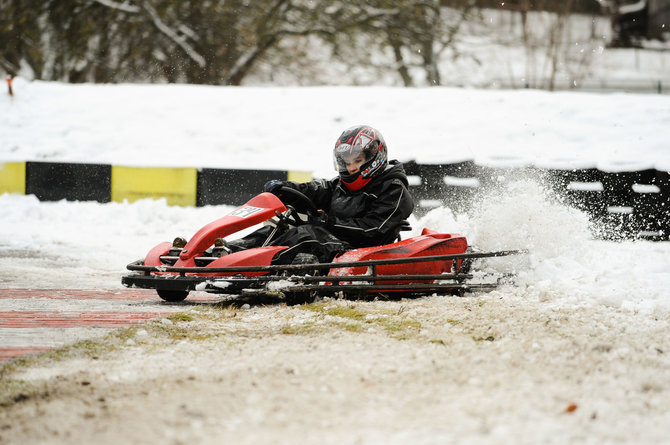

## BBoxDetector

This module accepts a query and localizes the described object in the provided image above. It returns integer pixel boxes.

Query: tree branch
[92,0,140,13]
[142,3,206,68]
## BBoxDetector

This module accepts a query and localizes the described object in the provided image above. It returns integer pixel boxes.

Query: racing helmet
[333,125,388,191]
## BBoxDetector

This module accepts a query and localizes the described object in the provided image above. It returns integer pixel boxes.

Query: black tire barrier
[196,168,290,207]
[405,161,669,241]
[25,161,111,203]
[1,161,298,207]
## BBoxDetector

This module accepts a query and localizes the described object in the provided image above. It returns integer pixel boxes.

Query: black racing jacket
[281,160,414,248]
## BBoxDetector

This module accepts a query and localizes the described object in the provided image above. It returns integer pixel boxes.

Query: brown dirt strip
[0,288,221,362]
[0,347,52,362]
[0,288,221,302]
[0,311,171,328]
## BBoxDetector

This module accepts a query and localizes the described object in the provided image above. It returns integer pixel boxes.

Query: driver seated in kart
[227,125,414,265]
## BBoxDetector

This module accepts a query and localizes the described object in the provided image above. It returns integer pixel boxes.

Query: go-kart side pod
[329,233,468,284]
[144,241,173,269]
[196,246,289,277]
[177,192,286,263]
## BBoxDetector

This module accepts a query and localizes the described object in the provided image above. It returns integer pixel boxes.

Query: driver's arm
[280,179,335,212]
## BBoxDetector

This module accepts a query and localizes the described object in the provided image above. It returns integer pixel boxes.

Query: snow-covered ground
[2,58,670,445]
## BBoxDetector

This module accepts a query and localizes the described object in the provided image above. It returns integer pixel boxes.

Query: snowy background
[1,75,669,316]
[2,8,670,443]
[2,78,670,175]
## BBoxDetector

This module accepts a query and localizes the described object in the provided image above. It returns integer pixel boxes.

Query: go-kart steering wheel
[275,186,320,225]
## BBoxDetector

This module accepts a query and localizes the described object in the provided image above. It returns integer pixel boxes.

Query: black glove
[263,179,284,194]
[309,209,331,227]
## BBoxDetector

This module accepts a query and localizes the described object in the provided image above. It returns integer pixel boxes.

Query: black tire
[157,289,189,302]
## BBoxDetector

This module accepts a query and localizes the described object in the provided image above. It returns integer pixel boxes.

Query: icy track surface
[1,180,669,315]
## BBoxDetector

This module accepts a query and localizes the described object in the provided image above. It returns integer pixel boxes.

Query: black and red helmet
[333,125,388,191]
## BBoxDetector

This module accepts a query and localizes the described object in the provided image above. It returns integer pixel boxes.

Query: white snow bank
[0,194,236,289]
[2,79,670,181]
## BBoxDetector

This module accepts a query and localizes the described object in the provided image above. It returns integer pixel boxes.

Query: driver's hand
[264,179,284,195]
[309,209,331,227]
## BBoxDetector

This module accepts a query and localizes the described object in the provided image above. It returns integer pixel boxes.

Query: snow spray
[414,169,592,261]
[413,170,670,313]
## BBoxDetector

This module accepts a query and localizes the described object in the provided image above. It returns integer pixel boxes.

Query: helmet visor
[333,134,375,172]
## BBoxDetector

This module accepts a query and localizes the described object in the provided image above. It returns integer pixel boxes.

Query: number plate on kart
[229,206,265,218]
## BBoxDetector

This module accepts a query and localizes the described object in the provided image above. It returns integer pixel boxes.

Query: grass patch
[302,302,367,321]
[339,322,365,332]
[208,304,241,318]
[280,322,316,335]
[302,302,327,314]
[301,303,367,333]
[325,306,368,322]
[377,317,421,333]
[300,302,422,339]
[472,335,495,342]
[150,323,192,341]
[149,319,218,342]
[167,313,195,323]
[0,376,34,407]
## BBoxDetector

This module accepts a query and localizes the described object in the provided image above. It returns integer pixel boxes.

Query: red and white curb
[0,289,220,362]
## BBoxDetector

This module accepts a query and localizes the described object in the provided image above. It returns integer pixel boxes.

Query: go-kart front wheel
[157,289,189,302]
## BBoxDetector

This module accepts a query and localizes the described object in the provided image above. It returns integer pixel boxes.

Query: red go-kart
[122,188,522,302]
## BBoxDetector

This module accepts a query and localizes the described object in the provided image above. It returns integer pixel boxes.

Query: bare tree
[494,0,604,91]
[323,0,479,87]
[0,0,477,86]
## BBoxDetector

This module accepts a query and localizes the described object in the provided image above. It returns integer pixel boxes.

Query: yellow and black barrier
[2,160,668,240]
[0,162,25,195]
[0,161,311,207]
[111,166,198,207]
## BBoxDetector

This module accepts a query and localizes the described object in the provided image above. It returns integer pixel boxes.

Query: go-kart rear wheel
[157,289,189,302]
